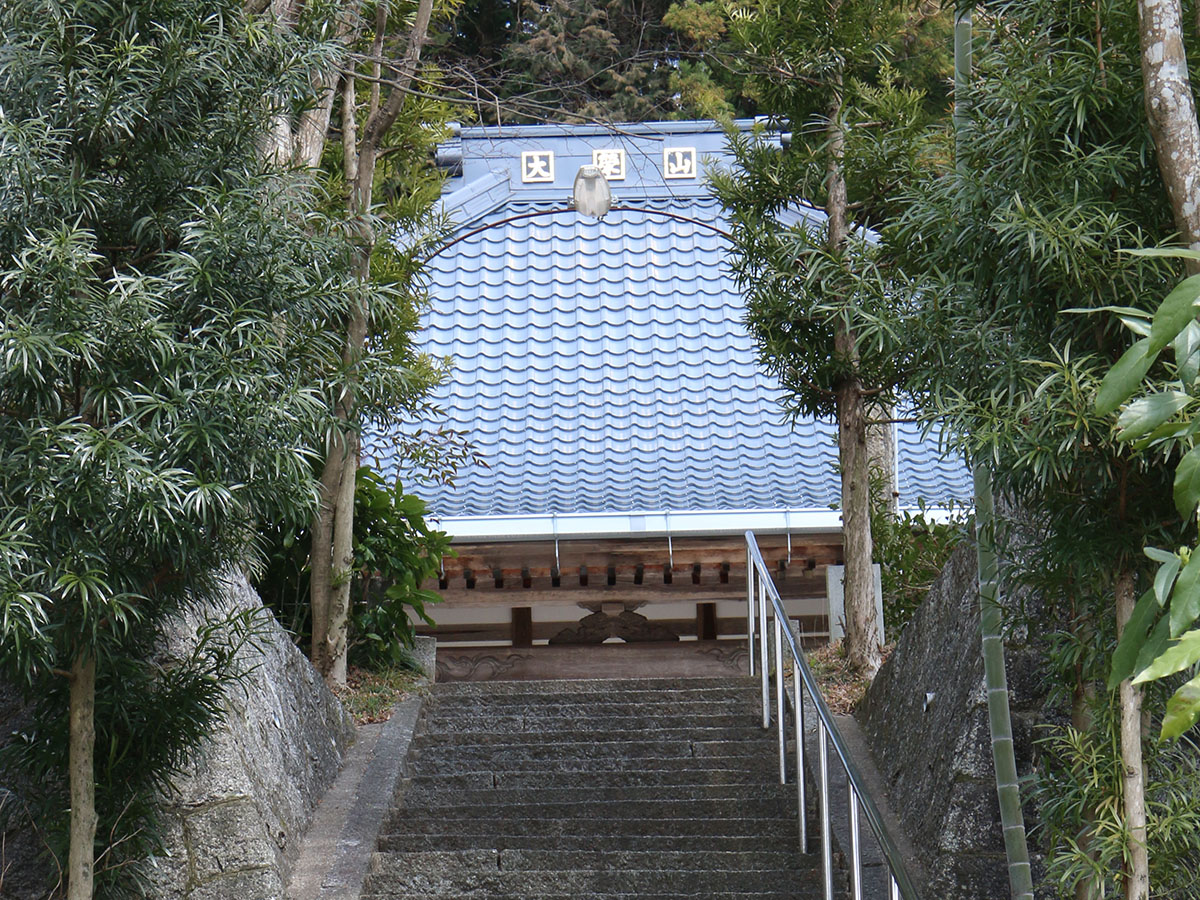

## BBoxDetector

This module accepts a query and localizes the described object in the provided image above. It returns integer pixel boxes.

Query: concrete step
[363,857,819,895]
[405,753,790,777]
[371,895,813,899]
[386,797,794,821]
[398,783,793,806]
[416,711,765,734]
[429,676,756,697]
[377,833,806,854]
[422,705,758,724]
[359,848,810,874]
[401,766,784,791]
[365,675,825,898]
[409,726,777,747]
[383,816,797,839]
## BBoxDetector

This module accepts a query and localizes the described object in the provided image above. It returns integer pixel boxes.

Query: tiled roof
[364,121,972,520]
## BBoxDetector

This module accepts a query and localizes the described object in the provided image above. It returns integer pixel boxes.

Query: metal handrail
[745,531,921,900]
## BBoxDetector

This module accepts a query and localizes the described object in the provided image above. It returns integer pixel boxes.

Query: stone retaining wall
[146,573,355,900]
[856,543,1048,898]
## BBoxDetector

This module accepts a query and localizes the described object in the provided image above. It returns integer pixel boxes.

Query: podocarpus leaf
[1123,247,1200,261]
[1173,320,1200,384]
[1115,390,1190,440]
[1109,588,1163,690]
[1096,338,1158,416]
[1174,445,1200,519]
[1133,628,1200,683]
[1160,671,1200,740]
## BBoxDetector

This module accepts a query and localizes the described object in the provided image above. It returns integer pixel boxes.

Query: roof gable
[364,120,972,525]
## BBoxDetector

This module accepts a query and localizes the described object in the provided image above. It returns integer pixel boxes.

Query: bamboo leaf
[1122,247,1200,261]
[1174,446,1200,519]
[1133,628,1200,683]
[1115,390,1190,440]
[1149,274,1200,353]
[1160,671,1200,740]
[1096,339,1157,416]
[1109,588,1163,690]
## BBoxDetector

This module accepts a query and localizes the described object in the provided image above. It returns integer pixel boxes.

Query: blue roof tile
[364,121,973,518]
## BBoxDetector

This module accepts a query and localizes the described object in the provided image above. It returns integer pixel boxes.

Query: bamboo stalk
[973,466,1034,900]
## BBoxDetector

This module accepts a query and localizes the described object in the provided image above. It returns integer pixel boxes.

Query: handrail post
[746,542,756,677]
[849,782,863,900]
[794,652,807,853]
[759,575,770,729]
[819,721,833,900]
[773,613,786,783]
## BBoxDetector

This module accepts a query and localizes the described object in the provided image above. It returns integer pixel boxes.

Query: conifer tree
[711,0,950,674]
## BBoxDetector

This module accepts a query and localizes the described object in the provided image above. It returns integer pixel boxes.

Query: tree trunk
[309,440,339,675]
[824,73,880,675]
[1115,569,1149,900]
[1072,674,1101,900]
[302,0,433,686]
[67,652,96,900]
[1139,0,1200,251]
[866,402,896,515]
[837,373,880,675]
[1134,4,1196,890]
[326,413,360,686]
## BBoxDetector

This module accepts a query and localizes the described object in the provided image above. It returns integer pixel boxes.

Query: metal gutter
[432,505,966,543]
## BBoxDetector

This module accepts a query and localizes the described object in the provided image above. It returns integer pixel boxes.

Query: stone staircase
[361,676,825,898]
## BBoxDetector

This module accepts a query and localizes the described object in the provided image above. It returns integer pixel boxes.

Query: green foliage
[350,468,450,667]
[892,0,1181,580]
[0,604,272,893]
[890,1,1193,888]
[0,0,371,890]
[870,487,968,638]
[1033,714,1200,897]
[257,467,451,667]
[1096,257,1200,740]
[710,0,950,422]
[437,0,709,122]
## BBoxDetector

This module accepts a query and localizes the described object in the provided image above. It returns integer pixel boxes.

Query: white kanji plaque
[591,148,626,181]
[663,147,697,180]
[521,150,555,183]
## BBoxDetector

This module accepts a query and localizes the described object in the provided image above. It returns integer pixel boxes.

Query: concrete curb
[287,696,425,900]
[320,696,423,900]
[288,636,436,900]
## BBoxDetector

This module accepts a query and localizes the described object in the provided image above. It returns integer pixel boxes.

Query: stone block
[928,851,1010,900]
[185,801,278,881]
[413,635,437,681]
[189,868,284,900]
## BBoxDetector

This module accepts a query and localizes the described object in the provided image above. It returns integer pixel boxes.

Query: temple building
[364,119,970,661]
